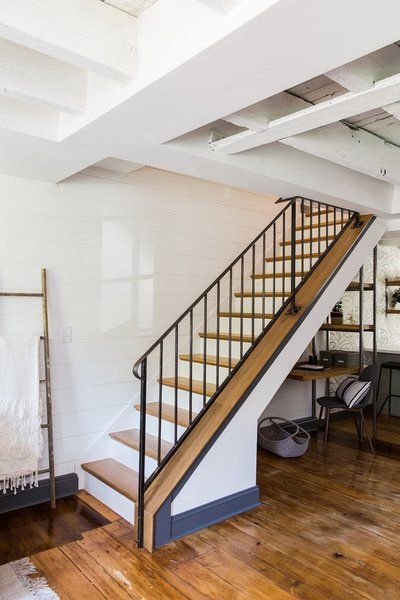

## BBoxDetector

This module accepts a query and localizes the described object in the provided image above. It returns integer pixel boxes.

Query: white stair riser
[84,471,135,524]
[178,359,231,385]
[157,384,206,413]
[110,438,157,478]
[137,408,189,442]
[218,316,269,335]
[196,337,251,358]
[232,296,287,313]
[264,257,318,273]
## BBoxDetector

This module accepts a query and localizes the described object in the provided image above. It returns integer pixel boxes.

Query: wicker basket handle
[258,416,310,441]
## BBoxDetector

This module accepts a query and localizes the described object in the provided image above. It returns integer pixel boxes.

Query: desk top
[288,365,360,381]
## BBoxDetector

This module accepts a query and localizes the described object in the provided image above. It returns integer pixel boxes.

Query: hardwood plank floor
[0,494,110,565]
[4,415,400,598]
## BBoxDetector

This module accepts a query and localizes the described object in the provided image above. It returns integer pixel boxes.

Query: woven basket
[258,417,310,458]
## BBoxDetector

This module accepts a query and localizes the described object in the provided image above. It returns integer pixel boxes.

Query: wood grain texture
[180,353,239,369]
[109,429,173,461]
[288,365,360,381]
[143,215,375,550]
[27,419,400,598]
[81,459,138,502]
[134,401,198,428]
[320,323,374,332]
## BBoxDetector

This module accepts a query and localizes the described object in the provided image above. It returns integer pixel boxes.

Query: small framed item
[320,350,334,366]
[333,351,348,367]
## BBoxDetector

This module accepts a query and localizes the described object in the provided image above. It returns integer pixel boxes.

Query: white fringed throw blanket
[0,336,43,494]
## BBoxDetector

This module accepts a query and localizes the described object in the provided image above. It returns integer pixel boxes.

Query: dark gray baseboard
[170,485,260,541]
[0,473,79,514]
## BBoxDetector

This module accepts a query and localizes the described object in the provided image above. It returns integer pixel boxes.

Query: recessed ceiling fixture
[101,0,158,17]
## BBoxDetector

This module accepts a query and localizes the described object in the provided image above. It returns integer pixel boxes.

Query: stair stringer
[145,216,385,550]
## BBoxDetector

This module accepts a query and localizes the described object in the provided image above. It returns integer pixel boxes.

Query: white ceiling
[0,0,400,218]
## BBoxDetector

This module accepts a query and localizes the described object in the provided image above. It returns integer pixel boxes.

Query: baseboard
[170,486,260,541]
[0,473,79,514]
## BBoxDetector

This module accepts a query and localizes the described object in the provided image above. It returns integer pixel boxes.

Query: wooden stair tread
[81,458,138,502]
[219,311,273,319]
[296,219,346,231]
[305,208,333,217]
[134,401,198,428]
[280,234,334,246]
[200,331,254,343]
[234,290,290,298]
[320,323,374,332]
[161,376,216,398]
[265,252,320,263]
[109,429,172,461]
[251,271,305,279]
[386,278,400,286]
[180,353,239,369]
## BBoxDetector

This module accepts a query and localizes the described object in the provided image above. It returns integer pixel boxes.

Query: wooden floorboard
[2,414,400,598]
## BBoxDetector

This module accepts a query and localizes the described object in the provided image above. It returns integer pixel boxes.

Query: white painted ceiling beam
[281,122,400,184]
[326,56,400,121]
[0,39,86,114]
[223,93,310,131]
[0,0,137,82]
[211,73,400,154]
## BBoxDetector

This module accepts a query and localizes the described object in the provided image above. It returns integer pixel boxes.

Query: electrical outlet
[62,326,72,343]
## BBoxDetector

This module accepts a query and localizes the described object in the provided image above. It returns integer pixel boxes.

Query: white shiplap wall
[0,166,278,479]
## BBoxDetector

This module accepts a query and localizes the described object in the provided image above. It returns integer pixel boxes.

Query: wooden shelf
[346,281,374,291]
[288,365,360,382]
[386,309,400,314]
[386,279,400,287]
[320,323,374,332]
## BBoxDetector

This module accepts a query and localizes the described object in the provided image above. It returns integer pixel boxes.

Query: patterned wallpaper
[327,240,400,353]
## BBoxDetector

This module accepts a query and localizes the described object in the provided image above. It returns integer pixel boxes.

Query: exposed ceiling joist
[326,50,400,122]
[210,72,400,154]
[0,0,138,82]
[223,93,310,131]
[0,38,86,115]
[281,122,400,184]
[101,0,157,16]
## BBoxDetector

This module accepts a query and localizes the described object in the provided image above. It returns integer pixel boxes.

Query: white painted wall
[172,218,386,514]
[0,166,278,481]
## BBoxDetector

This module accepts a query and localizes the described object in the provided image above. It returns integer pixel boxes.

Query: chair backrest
[356,363,380,407]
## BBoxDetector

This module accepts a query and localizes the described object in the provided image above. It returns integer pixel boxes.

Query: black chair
[316,364,380,455]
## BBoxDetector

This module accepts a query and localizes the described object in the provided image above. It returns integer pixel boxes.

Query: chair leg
[316,405,323,437]
[360,410,375,456]
[358,413,363,449]
[323,408,330,455]
[352,412,361,444]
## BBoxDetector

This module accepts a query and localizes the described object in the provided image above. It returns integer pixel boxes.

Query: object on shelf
[298,363,325,371]
[333,350,348,367]
[320,350,334,366]
[330,300,343,324]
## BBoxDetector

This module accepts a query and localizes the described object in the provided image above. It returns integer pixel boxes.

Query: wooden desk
[287,365,361,420]
[288,365,360,381]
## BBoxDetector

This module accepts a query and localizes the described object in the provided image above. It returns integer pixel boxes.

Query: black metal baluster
[158,342,163,465]
[174,325,178,443]
[203,294,207,407]
[325,204,329,250]
[333,205,337,238]
[262,233,266,330]
[137,357,147,548]
[251,244,256,342]
[240,255,244,359]
[282,212,286,307]
[288,201,299,315]
[189,309,193,425]
[318,200,321,256]
[229,268,233,371]
[216,281,220,388]
[301,198,305,278]
[273,221,276,313]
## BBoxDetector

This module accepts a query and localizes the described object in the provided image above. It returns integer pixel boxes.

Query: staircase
[81,196,379,551]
